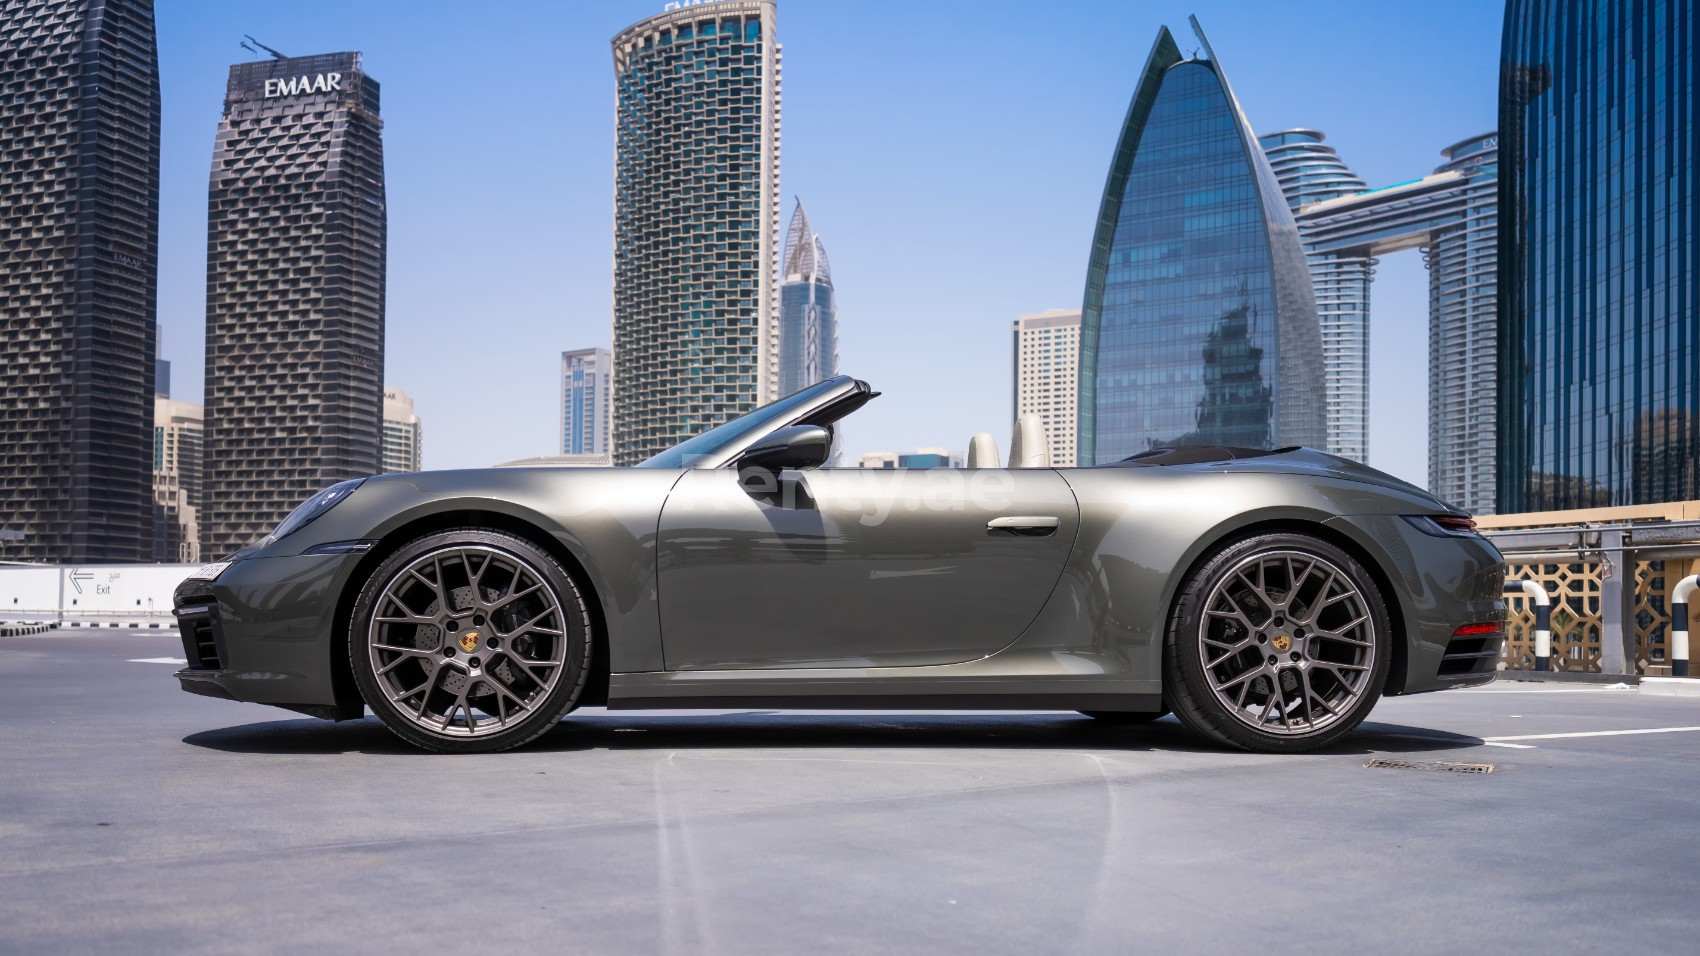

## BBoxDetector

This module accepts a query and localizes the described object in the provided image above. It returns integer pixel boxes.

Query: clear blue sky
[154,0,1504,486]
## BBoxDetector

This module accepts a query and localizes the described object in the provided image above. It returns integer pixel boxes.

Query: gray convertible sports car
[174,375,1505,754]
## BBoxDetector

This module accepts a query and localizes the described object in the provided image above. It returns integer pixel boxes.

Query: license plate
[187,562,231,581]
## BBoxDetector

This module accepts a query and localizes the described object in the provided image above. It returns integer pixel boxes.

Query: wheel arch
[1158,515,1410,700]
[330,508,612,718]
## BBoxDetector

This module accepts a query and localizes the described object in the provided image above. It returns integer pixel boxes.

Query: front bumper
[171,552,369,720]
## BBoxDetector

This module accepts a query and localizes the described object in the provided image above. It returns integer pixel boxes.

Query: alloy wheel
[366,545,568,738]
[1197,549,1377,736]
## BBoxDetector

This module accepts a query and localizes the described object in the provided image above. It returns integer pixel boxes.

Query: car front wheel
[349,528,591,753]
[1164,532,1390,753]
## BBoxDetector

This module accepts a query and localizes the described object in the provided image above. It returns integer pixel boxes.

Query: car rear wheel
[349,528,591,753]
[1164,532,1390,753]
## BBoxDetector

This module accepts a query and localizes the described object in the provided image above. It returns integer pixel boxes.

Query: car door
[656,466,1079,669]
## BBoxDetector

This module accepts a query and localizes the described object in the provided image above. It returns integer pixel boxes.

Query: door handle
[987,515,1060,536]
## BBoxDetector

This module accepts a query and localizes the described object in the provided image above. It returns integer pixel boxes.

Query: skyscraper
[1425,135,1500,514]
[1079,18,1323,464]
[1012,309,1081,467]
[778,200,837,396]
[1258,130,1372,463]
[152,397,203,564]
[381,387,422,474]
[0,0,159,562]
[1499,0,1696,511]
[559,347,611,459]
[202,52,385,557]
[1261,130,1500,514]
[611,0,781,465]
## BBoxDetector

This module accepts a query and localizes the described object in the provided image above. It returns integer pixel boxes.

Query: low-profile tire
[1164,532,1391,754]
[349,528,592,753]
[1079,709,1169,724]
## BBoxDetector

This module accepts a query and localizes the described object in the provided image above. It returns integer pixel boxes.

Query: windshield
[636,378,849,469]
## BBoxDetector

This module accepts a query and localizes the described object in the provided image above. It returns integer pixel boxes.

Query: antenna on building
[242,35,289,60]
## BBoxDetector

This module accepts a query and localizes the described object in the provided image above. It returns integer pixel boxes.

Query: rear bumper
[1324,514,1506,695]
[170,553,368,721]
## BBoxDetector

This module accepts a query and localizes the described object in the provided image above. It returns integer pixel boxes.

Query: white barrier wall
[0,565,197,621]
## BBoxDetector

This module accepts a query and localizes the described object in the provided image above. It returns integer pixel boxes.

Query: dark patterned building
[0,0,160,562]
[202,53,385,556]
[1499,0,1697,510]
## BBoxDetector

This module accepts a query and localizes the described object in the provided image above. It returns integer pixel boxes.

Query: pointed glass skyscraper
[778,200,837,397]
[1079,18,1323,464]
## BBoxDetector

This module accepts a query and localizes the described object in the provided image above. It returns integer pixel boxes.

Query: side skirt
[607,672,1160,713]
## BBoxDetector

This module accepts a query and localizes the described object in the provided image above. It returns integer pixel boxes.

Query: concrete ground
[2,629,1697,955]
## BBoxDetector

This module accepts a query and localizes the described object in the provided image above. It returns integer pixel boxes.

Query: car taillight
[1403,514,1482,538]
[1452,621,1504,637]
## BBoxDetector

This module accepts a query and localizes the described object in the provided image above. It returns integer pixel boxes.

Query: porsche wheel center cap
[1270,633,1292,653]
[458,631,481,653]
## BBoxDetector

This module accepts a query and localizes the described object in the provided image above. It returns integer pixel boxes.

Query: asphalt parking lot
[3,628,1698,955]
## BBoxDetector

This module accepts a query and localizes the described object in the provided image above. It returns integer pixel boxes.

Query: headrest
[1009,414,1051,468]
[966,432,999,469]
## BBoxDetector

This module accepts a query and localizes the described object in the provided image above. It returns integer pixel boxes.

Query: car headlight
[271,478,367,542]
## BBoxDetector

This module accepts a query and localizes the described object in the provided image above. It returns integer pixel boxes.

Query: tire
[1164,532,1391,754]
[349,528,592,753]
[1079,709,1169,724]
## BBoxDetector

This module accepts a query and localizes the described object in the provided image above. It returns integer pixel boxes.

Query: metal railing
[1482,510,1700,676]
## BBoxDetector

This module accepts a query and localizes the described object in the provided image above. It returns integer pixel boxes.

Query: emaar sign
[264,73,342,97]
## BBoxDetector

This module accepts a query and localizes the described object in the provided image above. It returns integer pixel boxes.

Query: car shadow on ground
[182,710,1484,757]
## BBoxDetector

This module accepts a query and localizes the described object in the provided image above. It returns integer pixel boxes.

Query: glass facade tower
[559,347,611,459]
[1080,19,1324,463]
[1426,135,1500,514]
[1262,130,1501,514]
[1258,131,1372,463]
[611,0,781,465]
[778,200,837,396]
[1499,0,1697,510]
[1,0,160,562]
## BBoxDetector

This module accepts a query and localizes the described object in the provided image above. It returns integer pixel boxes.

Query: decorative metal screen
[1501,557,1683,674]
[1501,561,1604,672]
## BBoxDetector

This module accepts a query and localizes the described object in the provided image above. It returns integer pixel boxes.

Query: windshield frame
[635,375,870,469]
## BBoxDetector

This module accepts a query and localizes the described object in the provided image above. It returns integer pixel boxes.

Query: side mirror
[737,424,831,471]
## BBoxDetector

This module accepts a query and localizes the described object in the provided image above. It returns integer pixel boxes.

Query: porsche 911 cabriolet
[174,375,1505,753]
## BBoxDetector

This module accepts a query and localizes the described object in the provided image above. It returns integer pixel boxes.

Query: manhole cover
[1364,758,1495,774]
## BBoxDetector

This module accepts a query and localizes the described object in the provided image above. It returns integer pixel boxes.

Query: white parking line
[1482,741,1537,749]
[1484,726,1700,742]
[1461,685,1636,693]
[127,657,186,665]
